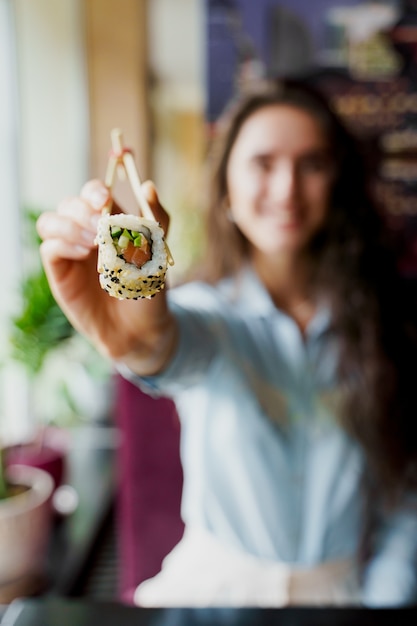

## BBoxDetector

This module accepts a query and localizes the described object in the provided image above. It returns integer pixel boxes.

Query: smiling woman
[226,105,335,263]
[36,76,417,607]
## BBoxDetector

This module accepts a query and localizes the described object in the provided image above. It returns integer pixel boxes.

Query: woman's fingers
[39,237,91,263]
[37,210,97,253]
[80,178,124,216]
[36,180,110,253]
[80,179,110,210]
[57,191,103,233]
[36,178,170,264]
[78,178,170,232]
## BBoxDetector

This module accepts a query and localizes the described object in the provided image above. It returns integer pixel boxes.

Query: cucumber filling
[110,225,152,264]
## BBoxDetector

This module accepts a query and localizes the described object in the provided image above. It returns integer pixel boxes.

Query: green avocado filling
[111,226,143,250]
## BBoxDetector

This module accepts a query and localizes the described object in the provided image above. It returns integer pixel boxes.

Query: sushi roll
[96,213,168,299]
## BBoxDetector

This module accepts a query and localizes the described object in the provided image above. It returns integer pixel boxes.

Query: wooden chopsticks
[103,128,174,265]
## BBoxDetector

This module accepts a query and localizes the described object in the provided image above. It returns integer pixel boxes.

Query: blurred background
[0,0,206,441]
[1,0,417,603]
[2,0,417,442]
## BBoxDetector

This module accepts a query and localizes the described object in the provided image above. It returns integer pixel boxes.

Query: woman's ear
[221,194,235,223]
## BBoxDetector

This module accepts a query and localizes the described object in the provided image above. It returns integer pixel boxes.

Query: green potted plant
[8,208,75,389]
[4,210,113,483]
[9,265,75,380]
[4,211,76,490]
[16,208,111,420]
[0,209,111,602]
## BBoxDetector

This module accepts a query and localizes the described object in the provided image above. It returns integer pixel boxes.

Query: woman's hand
[37,179,177,374]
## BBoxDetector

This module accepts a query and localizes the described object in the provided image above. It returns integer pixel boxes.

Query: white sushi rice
[96,213,168,299]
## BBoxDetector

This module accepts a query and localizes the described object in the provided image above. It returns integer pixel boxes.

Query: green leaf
[9,268,75,376]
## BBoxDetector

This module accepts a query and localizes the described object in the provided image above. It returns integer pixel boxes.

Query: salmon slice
[122,237,152,268]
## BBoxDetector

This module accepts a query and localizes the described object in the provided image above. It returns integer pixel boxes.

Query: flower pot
[0,464,54,603]
[4,427,69,492]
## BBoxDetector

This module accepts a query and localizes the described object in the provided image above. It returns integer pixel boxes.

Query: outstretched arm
[36,179,178,376]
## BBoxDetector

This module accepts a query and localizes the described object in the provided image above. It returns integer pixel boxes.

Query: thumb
[142,180,170,235]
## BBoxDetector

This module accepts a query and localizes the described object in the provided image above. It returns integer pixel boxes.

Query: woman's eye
[300,154,331,173]
[252,156,272,172]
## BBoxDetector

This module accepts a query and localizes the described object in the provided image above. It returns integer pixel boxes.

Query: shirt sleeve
[361,497,417,607]
[117,297,222,398]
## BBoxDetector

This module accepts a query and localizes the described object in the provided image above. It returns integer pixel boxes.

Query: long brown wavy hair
[197,79,417,502]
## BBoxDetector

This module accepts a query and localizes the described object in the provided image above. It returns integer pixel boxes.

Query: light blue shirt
[122,267,417,606]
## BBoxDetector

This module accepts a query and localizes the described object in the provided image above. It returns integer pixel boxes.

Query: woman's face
[226,104,336,260]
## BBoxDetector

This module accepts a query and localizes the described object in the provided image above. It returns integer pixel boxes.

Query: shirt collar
[218,265,277,315]
[218,264,332,339]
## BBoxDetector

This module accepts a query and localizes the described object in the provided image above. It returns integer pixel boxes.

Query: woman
[37,79,417,606]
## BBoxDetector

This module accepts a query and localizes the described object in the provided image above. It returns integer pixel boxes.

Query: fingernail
[90,189,109,209]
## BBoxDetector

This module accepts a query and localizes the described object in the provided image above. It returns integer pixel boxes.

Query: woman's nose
[269,162,298,203]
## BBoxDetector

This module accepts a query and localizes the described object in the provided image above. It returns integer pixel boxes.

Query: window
[0,0,25,442]
[0,0,89,442]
